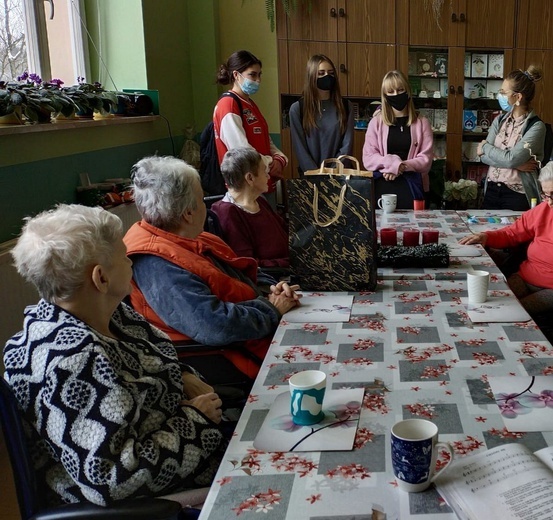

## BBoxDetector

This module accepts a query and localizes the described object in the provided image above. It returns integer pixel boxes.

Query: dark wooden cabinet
[277,0,551,182]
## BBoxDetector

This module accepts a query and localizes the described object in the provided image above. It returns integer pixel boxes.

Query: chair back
[0,378,43,520]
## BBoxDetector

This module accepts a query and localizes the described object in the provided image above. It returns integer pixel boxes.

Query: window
[1,0,87,84]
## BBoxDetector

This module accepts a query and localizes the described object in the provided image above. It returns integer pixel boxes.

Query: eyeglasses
[541,192,553,200]
[498,89,515,96]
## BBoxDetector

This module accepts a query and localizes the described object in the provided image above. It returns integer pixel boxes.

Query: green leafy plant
[64,77,117,116]
[261,0,311,32]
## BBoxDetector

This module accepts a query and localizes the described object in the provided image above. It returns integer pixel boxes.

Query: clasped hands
[181,372,222,424]
[268,281,302,314]
[382,162,405,181]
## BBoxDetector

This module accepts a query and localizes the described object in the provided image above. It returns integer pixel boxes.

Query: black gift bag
[288,156,377,291]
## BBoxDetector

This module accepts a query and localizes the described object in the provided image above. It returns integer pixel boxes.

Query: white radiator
[0,204,141,348]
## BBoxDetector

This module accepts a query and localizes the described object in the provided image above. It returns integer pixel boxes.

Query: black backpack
[199,92,243,196]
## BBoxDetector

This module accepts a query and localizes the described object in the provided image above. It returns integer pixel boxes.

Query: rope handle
[312,183,348,227]
[336,154,361,172]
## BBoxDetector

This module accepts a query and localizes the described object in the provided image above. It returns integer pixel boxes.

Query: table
[199,210,553,520]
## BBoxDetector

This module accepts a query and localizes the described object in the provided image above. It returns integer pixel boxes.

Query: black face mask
[385,91,409,111]
[317,74,336,91]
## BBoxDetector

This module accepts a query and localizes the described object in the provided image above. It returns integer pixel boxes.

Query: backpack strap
[523,114,541,135]
[221,91,244,116]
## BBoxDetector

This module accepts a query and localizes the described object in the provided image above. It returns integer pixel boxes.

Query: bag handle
[337,154,361,172]
[317,158,345,175]
[312,183,347,227]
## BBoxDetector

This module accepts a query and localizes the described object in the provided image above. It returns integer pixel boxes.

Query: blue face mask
[238,73,260,96]
[497,93,512,112]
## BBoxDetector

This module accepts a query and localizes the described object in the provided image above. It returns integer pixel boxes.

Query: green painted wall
[84,0,148,90]
[0,0,280,243]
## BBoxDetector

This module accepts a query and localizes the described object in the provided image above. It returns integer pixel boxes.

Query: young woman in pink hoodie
[362,70,433,209]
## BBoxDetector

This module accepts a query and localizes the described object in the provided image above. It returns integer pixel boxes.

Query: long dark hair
[301,54,347,136]
[216,50,262,86]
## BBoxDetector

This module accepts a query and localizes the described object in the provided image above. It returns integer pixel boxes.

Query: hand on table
[183,392,222,424]
[458,232,488,246]
[182,372,214,399]
[268,284,301,315]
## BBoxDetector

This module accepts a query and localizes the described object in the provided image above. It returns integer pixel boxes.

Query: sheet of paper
[489,376,553,432]
[253,388,363,452]
[448,244,482,257]
[462,296,531,323]
[284,294,354,323]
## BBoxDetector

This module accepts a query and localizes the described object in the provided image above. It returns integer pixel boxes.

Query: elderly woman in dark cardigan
[4,204,225,508]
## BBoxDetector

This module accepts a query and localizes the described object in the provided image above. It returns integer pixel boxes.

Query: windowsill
[0,115,159,136]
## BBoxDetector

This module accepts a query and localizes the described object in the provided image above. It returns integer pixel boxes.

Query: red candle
[380,228,397,246]
[422,229,439,244]
[403,229,420,247]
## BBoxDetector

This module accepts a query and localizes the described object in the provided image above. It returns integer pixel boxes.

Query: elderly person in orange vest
[124,156,300,378]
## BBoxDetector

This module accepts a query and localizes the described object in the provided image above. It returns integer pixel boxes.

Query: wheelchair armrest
[33,497,182,520]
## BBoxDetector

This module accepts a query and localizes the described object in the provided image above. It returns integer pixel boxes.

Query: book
[464,79,487,99]
[435,443,553,520]
[464,53,471,77]
[434,53,448,76]
[434,109,448,132]
[462,141,480,161]
[462,110,478,132]
[417,51,435,75]
[486,79,502,100]
[408,76,422,96]
[488,53,504,78]
[418,108,434,127]
[471,53,488,78]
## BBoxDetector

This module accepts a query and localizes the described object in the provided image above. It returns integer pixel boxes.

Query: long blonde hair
[380,70,417,127]
[301,54,347,136]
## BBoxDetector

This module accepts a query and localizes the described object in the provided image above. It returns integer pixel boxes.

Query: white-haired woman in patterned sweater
[3,204,225,507]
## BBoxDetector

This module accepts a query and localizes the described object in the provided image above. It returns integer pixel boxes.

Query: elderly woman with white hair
[4,204,226,508]
[212,147,289,267]
[460,162,553,315]
[124,156,300,379]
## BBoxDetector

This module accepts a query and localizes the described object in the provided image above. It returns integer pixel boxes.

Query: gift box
[377,243,450,268]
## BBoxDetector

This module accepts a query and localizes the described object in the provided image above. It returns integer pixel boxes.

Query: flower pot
[75,107,94,118]
[0,107,24,125]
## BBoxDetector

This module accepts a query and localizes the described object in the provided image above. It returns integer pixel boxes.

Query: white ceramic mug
[467,270,490,303]
[378,194,397,213]
[289,370,326,425]
[391,419,454,492]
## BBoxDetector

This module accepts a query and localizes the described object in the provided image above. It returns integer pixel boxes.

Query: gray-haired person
[124,155,300,379]
[4,204,225,507]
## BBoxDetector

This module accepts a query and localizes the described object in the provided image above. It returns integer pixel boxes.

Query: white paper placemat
[253,388,363,452]
[489,376,553,432]
[284,294,354,323]
[462,296,531,322]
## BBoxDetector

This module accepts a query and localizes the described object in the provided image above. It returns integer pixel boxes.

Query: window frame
[22,0,89,82]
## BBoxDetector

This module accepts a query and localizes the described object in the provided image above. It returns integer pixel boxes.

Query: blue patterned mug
[391,419,454,492]
[289,370,326,425]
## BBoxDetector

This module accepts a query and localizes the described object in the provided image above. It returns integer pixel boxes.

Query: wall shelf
[0,115,159,136]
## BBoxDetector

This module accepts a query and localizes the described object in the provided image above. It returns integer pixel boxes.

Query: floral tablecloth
[198,210,553,520]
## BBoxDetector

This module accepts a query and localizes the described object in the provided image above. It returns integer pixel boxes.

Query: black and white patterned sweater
[3,299,226,506]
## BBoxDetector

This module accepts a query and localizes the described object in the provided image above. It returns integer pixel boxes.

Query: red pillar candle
[380,228,398,246]
[403,229,420,247]
[422,229,439,244]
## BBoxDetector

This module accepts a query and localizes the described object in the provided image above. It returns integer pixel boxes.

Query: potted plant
[64,77,116,118]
